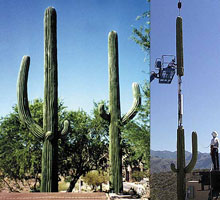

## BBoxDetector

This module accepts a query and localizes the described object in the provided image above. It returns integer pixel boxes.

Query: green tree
[131,0,150,54]
[83,170,109,191]
[128,0,150,172]
[59,102,109,192]
[0,99,43,192]
[0,99,109,192]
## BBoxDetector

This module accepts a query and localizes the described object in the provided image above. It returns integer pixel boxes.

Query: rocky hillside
[150,170,202,200]
[150,150,212,173]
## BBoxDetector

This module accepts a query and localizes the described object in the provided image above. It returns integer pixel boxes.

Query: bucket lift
[151,55,176,84]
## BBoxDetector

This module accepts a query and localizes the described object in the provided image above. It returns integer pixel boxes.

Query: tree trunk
[66,178,79,192]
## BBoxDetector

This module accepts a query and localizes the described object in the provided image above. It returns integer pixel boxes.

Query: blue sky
[0,1,149,118]
[151,0,220,153]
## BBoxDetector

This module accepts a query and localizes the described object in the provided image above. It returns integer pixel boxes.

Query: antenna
[176,0,184,127]
[178,0,182,16]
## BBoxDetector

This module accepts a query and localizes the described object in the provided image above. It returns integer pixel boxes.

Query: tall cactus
[170,16,198,200]
[98,31,141,194]
[171,128,198,200]
[17,7,69,192]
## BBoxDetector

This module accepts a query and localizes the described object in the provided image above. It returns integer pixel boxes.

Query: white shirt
[211,137,219,148]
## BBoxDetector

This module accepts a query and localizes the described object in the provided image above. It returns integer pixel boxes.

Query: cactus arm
[122,82,141,125]
[185,131,198,173]
[45,131,54,140]
[171,163,178,173]
[98,104,110,122]
[60,120,70,137]
[17,56,44,139]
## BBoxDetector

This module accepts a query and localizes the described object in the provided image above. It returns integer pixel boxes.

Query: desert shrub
[83,170,109,191]
[132,171,148,182]
[58,181,69,192]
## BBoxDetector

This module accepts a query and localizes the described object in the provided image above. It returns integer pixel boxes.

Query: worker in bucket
[210,131,219,170]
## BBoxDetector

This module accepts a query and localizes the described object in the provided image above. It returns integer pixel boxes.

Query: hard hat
[212,131,218,137]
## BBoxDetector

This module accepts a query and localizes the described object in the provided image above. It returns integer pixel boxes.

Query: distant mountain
[151,150,212,173]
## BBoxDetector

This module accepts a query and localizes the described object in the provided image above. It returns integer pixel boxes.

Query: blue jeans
[211,148,219,170]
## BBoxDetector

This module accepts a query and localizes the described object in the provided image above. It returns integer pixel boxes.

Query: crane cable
[178,0,182,16]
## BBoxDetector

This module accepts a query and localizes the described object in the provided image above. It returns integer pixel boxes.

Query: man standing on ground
[210,131,219,170]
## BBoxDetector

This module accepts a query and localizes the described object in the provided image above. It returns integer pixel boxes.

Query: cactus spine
[17,7,69,192]
[170,16,198,200]
[98,31,141,194]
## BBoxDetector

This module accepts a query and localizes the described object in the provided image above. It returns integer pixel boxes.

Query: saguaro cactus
[171,128,198,200]
[17,7,69,192]
[170,16,198,200]
[98,31,141,194]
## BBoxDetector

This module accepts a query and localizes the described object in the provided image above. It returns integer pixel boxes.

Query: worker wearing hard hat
[210,131,219,170]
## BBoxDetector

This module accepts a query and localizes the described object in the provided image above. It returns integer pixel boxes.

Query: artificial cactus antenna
[172,16,197,200]
[170,127,198,200]
[98,30,141,194]
[17,7,69,192]
[41,6,58,192]
[122,82,141,125]
[108,30,122,194]
[17,56,44,139]
[176,16,184,76]
[170,16,197,200]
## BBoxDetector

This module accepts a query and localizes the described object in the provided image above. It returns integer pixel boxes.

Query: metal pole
[178,75,183,127]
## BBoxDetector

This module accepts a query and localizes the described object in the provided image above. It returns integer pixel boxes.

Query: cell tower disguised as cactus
[98,31,141,194]
[170,16,198,200]
[17,7,69,192]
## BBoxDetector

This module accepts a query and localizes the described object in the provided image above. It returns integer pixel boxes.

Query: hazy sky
[151,0,220,153]
[0,1,149,118]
